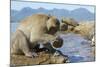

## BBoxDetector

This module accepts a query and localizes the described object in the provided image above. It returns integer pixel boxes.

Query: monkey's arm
[39,34,59,43]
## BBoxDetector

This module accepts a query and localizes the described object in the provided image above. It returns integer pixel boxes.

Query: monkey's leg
[11,35,22,55]
[12,30,38,57]
[11,31,24,55]
[19,31,38,57]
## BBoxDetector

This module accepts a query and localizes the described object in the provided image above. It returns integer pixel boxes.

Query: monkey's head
[46,16,60,35]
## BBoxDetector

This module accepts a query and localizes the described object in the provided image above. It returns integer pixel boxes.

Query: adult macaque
[11,14,63,57]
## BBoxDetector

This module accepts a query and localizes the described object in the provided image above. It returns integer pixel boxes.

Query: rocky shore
[11,50,69,66]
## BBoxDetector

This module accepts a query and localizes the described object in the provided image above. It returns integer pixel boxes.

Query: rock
[73,22,95,48]
[60,18,79,32]
[61,18,79,27]
[60,23,68,31]
[74,22,95,40]
[11,51,69,66]
[91,35,95,47]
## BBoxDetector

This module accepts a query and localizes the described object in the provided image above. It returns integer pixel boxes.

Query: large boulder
[60,18,79,31]
[61,18,79,27]
[74,21,95,40]
[60,23,68,31]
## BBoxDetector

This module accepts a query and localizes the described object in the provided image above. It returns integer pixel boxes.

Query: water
[11,23,95,63]
[59,33,95,62]
[11,22,19,33]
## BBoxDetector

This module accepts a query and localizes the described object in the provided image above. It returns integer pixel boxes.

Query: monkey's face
[47,17,60,35]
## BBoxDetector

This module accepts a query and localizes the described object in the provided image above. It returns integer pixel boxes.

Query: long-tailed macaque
[11,14,63,57]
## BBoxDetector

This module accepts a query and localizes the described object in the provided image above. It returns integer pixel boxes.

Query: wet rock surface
[11,51,69,66]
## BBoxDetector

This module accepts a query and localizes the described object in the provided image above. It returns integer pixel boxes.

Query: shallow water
[59,33,95,62]
[11,23,95,63]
